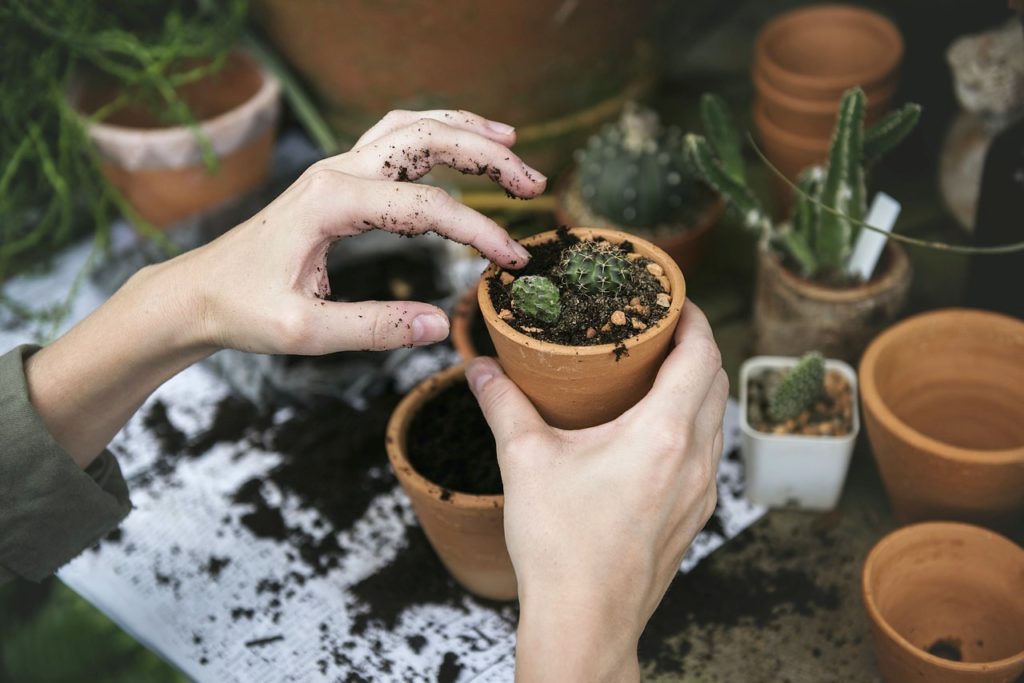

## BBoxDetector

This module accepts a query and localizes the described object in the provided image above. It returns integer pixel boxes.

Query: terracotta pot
[753,101,830,211]
[753,241,911,362]
[479,228,685,429]
[450,286,497,362]
[554,172,724,274]
[77,51,280,228]
[754,4,903,103]
[862,522,1024,683]
[754,65,895,139]
[859,309,1024,529]
[252,0,664,179]
[385,364,516,600]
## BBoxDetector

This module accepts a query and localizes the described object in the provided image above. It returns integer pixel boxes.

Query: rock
[656,292,671,307]
[610,310,627,326]
[600,323,612,333]
[521,325,544,333]
[586,327,597,339]
[499,271,516,286]
[657,275,671,292]
[631,318,647,330]
[646,263,664,277]
[498,308,514,321]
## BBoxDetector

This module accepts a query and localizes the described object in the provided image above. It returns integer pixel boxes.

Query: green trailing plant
[510,275,561,324]
[559,241,632,296]
[0,0,249,323]
[685,89,922,281]
[768,352,825,423]
[574,102,701,228]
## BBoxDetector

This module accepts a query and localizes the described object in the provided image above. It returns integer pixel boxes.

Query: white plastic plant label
[847,192,902,280]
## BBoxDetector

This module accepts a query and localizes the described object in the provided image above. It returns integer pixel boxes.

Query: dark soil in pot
[406,380,501,495]
[486,227,669,346]
[747,368,854,436]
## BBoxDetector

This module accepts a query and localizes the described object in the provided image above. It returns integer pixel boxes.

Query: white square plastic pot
[739,356,860,511]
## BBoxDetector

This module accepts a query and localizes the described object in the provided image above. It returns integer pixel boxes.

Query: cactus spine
[510,275,561,324]
[575,102,695,228]
[686,88,921,281]
[768,352,826,422]
[559,241,632,295]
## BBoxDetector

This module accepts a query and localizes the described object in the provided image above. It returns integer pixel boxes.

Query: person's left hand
[148,109,547,356]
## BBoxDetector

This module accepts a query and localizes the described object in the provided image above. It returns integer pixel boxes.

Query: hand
[26,109,545,467]
[465,302,728,683]
[164,108,546,355]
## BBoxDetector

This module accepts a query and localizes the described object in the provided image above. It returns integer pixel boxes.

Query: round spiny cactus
[559,241,632,296]
[575,101,696,228]
[510,275,561,324]
[768,352,826,423]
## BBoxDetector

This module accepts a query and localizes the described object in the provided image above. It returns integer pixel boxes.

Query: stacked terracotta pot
[753,4,903,203]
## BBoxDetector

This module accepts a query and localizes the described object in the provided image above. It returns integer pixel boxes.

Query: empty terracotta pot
[753,241,911,362]
[859,309,1024,529]
[385,364,516,601]
[479,228,686,429]
[755,4,903,103]
[554,172,725,275]
[862,522,1024,683]
[77,51,280,228]
[754,65,895,138]
[753,101,829,212]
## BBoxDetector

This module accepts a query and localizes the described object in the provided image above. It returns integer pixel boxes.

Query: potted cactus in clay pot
[386,364,515,601]
[555,102,723,273]
[478,227,685,429]
[740,351,859,510]
[687,89,921,361]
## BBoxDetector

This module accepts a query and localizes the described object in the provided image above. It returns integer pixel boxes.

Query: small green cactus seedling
[575,102,697,228]
[685,90,921,281]
[768,352,826,423]
[511,275,561,324]
[559,241,632,295]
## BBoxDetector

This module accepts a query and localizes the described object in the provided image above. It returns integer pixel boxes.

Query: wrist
[125,255,217,357]
[516,585,641,683]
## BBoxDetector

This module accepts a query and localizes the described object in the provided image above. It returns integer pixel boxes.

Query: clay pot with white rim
[862,522,1024,682]
[385,363,515,601]
[478,228,686,430]
[75,50,281,228]
[859,308,1024,530]
[753,241,911,362]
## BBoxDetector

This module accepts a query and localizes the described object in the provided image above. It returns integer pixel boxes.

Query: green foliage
[685,87,920,282]
[559,241,632,295]
[0,0,248,316]
[511,275,561,324]
[768,352,826,423]
[575,102,697,228]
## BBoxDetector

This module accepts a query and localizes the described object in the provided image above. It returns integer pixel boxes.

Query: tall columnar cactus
[559,241,632,295]
[575,102,696,227]
[768,352,826,422]
[685,90,921,281]
[510,275,561,324]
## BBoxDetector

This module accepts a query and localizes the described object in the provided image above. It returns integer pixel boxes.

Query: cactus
[558,241,632,295]
[768,352,826,423]
[575,102,697,228]
[511,275,561,324]
[685,88,921,281]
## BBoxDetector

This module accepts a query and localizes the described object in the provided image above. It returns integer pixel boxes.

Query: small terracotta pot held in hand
[479,228,686,430]
[859,309,1024,529]
[754,4,904,102]
[862,522,1024,683]
[385,364,516,601]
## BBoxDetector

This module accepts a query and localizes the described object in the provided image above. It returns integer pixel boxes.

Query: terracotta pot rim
[859,308,1024,463]
[554,171,725,244]
[755,4,904,94]
[739,355,860,443]
[759,241,910,303]
[450,286,481,361]
[753,65,897,116]
[754,101,832,152]
[477,228,686,357]
[79,49,281,144]
[861,521,1024,671]
[385,363,504,509]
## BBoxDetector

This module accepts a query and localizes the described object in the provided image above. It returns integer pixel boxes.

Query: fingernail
[412,313,449,345]
[524,164,547,183]
[509,241,532,266]
[486,119,515,135]
[466,358,497,394]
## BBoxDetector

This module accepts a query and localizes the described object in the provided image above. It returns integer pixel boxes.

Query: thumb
[310,300,450,353]
[465,357,547,452]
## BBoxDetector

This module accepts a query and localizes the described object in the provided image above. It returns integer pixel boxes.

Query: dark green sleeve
[0,345,132,582]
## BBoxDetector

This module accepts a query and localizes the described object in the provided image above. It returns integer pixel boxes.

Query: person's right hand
[466,302,728,683]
